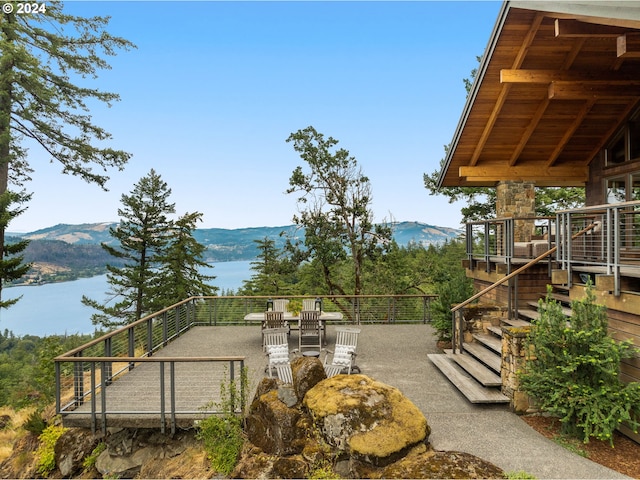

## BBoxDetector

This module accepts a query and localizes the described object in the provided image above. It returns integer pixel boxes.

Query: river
[0,260,254,337]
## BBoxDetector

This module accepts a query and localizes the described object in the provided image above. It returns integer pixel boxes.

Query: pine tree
[0,3,134,307]
[153,211,217,309]
[82,169,174,329]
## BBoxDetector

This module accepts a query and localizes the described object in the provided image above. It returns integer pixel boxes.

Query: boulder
[291,356,326,401]
[54,428,100,477]
[245,389,310,456]
[304,374,430,466]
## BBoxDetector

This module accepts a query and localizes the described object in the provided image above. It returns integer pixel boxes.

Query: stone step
[428,354,509,404]
[444,350,502,387]
[463,341,501,373]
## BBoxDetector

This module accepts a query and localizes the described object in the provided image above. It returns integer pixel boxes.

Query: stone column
[496,181,536,242]
[501,326,538,414]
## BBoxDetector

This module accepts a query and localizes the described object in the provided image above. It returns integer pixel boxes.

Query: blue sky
[13,0,502,232]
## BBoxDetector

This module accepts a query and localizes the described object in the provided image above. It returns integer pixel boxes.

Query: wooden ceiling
[438,2,640,188]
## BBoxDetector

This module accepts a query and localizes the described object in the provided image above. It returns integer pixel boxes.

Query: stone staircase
[428,287,572,404]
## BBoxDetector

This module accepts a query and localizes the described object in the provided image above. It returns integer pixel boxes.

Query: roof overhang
[438,1,640,188]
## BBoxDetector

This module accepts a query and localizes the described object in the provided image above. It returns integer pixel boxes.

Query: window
[606,177,626,203]
[606,134,626,166]
[632,173,640,201]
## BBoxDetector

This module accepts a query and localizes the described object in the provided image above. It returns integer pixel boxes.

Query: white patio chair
[263,328,293,384]
[262,311,289,349]
[323,327,361,377]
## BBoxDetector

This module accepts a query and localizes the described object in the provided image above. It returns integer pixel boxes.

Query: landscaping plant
[520,285,640,445]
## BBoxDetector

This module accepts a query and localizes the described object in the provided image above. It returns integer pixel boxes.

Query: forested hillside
[7,221,461,284]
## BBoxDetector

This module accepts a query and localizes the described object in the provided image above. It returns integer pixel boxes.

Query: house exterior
[431,0,640,440]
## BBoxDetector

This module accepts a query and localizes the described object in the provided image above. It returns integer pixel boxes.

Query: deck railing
[55,294,436,433]
[556,200,640,295]
[453,201,640,353]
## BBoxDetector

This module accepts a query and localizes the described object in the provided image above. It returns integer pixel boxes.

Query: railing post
[170,361,176,435]
[128,326,135,370]
[100,361,107,435]
[160,362,166,434]
[614,206,621,296]
[147,318,153,355]
[163,311,169,346]
[104,337,112,385]
[55,361,61,414]
[90,363,96,434]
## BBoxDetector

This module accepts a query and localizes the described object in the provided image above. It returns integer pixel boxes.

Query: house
[429,0,640,440]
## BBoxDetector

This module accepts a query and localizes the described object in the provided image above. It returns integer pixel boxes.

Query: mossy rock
[304,374,430,466]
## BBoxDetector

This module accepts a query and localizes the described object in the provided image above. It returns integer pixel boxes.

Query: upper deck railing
[55,294,436,433]
[452,201,640,353]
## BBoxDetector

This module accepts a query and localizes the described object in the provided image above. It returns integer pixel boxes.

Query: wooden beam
[555,19,629,38]
[548,81,640,99]
[459,165,588,182]
[501,69,640,84]
[617,33,640,58]
[469,13,544,166]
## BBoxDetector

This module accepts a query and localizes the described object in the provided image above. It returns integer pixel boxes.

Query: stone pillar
[500,326,538,414]
[496,181,536,242]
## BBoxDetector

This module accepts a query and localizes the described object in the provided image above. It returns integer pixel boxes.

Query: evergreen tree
[0,3,134,308]
[82,169,175,329]
[0,190,30,307]
[241,237,292,295]
[154,211,217,309]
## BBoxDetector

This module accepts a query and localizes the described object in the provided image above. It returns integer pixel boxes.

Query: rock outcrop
[237,356,505,479]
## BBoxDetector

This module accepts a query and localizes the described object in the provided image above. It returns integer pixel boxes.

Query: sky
[10,0,503,232]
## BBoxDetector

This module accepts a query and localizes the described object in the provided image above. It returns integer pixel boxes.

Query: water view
[0,260,253,337]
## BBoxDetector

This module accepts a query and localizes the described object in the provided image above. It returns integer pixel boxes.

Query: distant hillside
[8,222,462,272]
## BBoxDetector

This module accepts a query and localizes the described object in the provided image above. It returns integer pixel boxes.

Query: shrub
[196,368,247,475]
[520,285,640,445]
[23,411,46,435]
[36,424,66,477]
[430,269,473,342]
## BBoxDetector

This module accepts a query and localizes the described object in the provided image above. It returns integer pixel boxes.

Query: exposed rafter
[618,33,640,58]
[469,13,544,167]
[555,18,630,37]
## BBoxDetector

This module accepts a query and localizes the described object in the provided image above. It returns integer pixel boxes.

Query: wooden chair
[272,299,289,313]
[323,327,361,377]
[298,310,322,353]
[262,311,289,349]
[263,328,293,384]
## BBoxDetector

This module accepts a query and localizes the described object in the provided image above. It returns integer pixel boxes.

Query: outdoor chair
[272,298,290,313]
[323,326,361,377]
[298,310,322,353]
[263,328,293,384]
[262,311,289,349]
[302,299,317,312]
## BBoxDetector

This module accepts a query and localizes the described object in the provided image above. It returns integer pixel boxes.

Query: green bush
[196,413,244,475]
[431,269,473,342]
[36,424,67,477]
[23,410,46,435]
[520,285,640,445]
[196,369,247,475]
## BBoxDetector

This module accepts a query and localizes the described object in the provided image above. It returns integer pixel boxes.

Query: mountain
[8,221,462,266]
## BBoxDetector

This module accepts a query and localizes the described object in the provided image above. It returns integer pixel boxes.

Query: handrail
[452,221,597,314]
[451,222,598,353]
